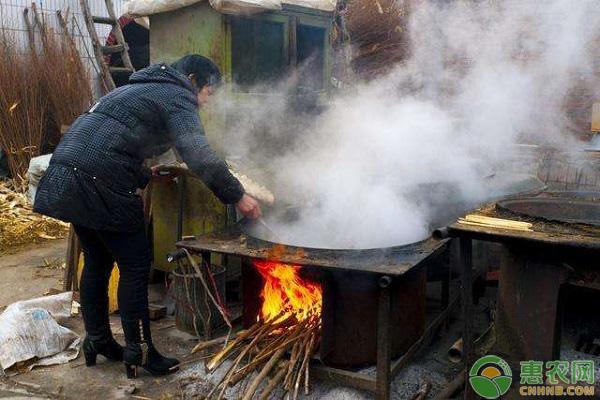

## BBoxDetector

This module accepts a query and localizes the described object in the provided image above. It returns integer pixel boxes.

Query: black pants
[74,224,152,337]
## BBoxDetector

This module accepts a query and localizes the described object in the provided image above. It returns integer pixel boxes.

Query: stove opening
[242,256,427,368]
[242,257,322,328]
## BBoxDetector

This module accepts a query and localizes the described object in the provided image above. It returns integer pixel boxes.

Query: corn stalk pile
[346,0,411,79]
[0,179,69,253]
[194,311,321,400]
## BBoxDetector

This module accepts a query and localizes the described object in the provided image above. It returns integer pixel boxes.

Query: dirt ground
[0,239,197,400]
[0,239,68,307]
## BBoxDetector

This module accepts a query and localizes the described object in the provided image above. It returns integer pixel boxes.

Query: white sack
[27,154,52,203]
[209,0,280,14]
[282,0,335,11]
[123,0,202,16]
[0,292,81,370]
[123,0,333,16]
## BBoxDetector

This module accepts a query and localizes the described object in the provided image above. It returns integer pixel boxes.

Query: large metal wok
[241,173,546,251]
[497,191,600,226]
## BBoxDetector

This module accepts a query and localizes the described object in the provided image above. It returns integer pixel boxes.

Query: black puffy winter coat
[34,64,244,232]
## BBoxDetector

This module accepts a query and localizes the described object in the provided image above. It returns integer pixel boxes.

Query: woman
[34,55,262,378]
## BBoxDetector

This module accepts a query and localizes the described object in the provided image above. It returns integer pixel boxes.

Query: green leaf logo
[469,355,513,399]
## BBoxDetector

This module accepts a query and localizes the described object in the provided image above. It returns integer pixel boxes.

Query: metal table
[448,204,600,399]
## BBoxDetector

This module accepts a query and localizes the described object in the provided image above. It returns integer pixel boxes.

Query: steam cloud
[216,0,600,249]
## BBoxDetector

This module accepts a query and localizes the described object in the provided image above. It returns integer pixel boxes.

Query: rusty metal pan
[496,197,600,226]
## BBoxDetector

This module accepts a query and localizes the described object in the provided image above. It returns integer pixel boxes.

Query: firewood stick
[208,312,289,372]
[284,340,303,389]
[170,353,212,370]
[207,322,261,371]
[286,323,317,386]
[410,378,431,400]
[214,323,276,400]
[258,363,288,400]
[230,320,309,386]
[254,330,289,356]
[241,348,286,400]
[260,326,306,360]
[303,334,316,395]
[286,334,312,393]
[213,344,255,400]
[293,333,315,400]
[218,317,301,388]
[192,330,247,354]
[254,322,299,355]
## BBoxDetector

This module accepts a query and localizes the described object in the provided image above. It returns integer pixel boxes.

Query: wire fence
[0,0,124,98]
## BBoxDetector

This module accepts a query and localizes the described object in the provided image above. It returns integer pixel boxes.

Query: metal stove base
[310,294,459,399]
[175,232,453,400]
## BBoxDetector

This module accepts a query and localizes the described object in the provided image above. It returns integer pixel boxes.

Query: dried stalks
[0,3,91,180]
[33,5,92,141]
[346,0,411,79]
[0,30,47,180]
[0,179,69,253]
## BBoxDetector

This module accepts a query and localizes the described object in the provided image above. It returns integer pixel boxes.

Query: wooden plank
[101,44,125,54]
[149,303,167,320]
[63,226,81,292]
[104,0,135,71]
[311,364,377,392]
[92,15,116,25]
[109,66,134,74]
[79,0,115,92]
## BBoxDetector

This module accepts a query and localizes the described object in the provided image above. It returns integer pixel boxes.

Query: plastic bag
[27,154,52,203]
[123,0,202,16]
[0,292,81,371]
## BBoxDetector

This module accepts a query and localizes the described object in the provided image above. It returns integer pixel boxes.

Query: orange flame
[253,259,322,322]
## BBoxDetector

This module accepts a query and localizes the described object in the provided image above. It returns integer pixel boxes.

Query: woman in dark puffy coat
[34,55,261,378]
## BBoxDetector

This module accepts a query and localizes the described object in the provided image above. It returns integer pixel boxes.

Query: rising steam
[216,0,600,249]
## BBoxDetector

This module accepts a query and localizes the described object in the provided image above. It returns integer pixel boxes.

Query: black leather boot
[82,332,124,366]
[122,318,179,378]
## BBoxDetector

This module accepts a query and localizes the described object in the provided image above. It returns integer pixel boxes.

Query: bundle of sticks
[457,214,533,232]
[346,0,411,79]
[196,310,321,400]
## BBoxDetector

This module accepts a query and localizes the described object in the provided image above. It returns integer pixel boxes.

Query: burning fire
[253,260,322,322]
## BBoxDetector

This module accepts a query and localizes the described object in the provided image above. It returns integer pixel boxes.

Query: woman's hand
[236,194,262,220]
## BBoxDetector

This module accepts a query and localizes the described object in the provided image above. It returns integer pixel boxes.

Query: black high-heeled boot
[122,318,179,378]
[82,333,124,366]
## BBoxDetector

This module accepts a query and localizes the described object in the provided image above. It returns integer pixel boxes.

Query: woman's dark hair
[171,54,222,90]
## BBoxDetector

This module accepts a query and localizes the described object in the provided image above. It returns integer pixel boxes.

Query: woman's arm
[165,94,245,205]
